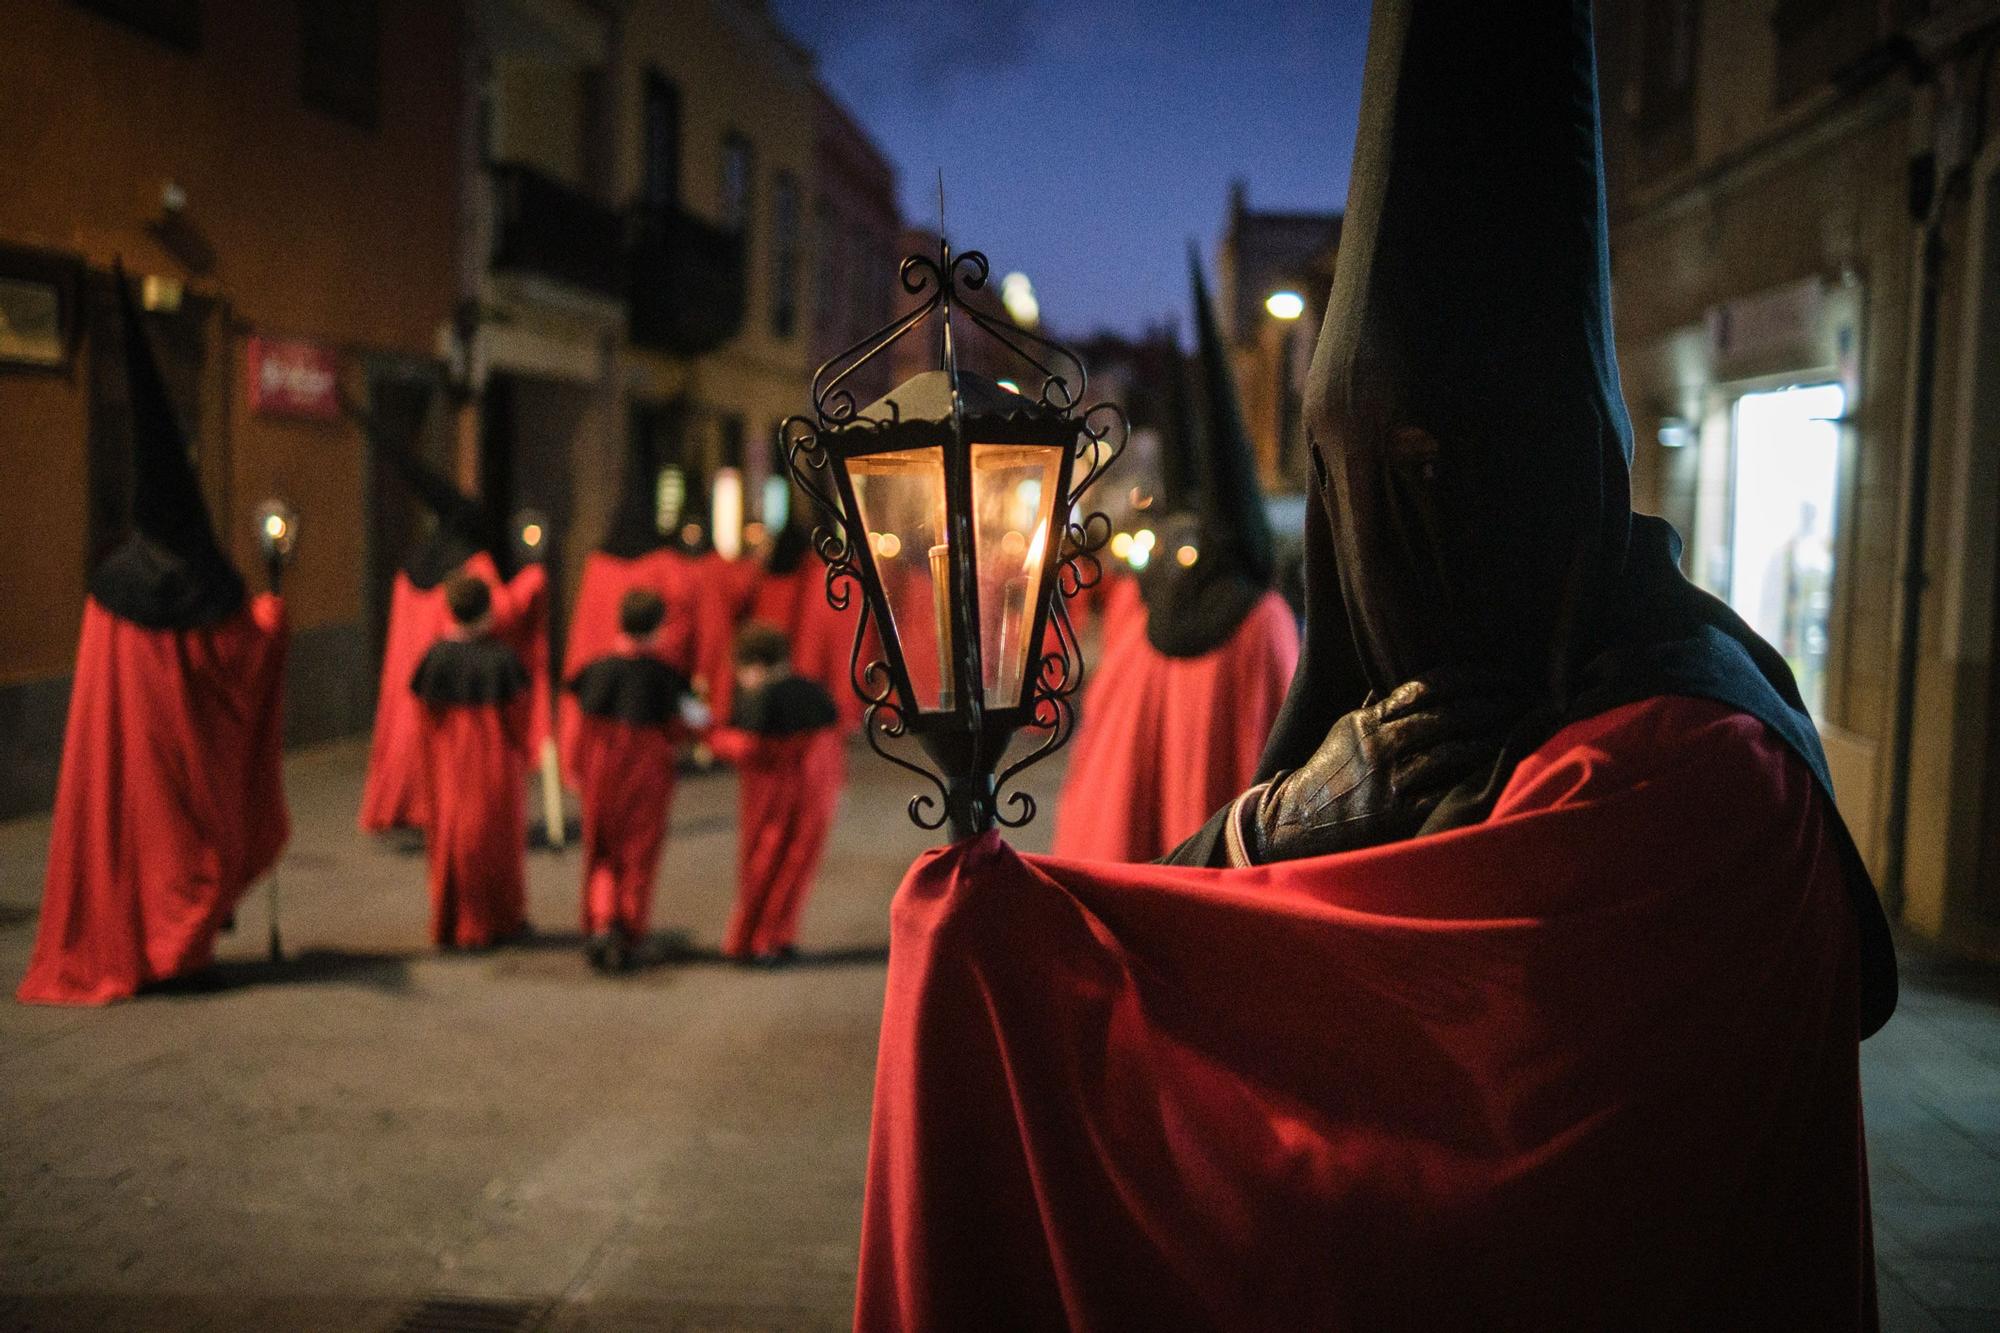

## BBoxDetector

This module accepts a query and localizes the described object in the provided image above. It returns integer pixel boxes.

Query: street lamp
[784,238,1126,839]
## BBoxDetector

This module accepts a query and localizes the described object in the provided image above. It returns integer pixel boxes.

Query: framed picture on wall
[0,247,81,371]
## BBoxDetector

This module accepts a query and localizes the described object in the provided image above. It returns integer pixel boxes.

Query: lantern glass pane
[847,446,953,712]
[970,443,1062,710]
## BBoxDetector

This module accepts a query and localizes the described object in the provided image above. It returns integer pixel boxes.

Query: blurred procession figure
[1049,252,1300,863]
[19,268,288,1005]
[411,577,534,951]
[854,2,1896,1328]
[566,589,705,973]
[708,623,844,966]
[358,442,547,836]
[745,501,863,734]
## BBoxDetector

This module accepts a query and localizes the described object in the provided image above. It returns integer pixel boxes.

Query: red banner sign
[246,335,339,420]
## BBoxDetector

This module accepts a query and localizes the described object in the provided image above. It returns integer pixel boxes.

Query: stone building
[1214,182,1341,494]
[1595,0,2000,956]
[0,0,465,815]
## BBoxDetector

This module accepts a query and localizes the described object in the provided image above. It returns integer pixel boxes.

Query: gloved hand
[1226,671,1527,865]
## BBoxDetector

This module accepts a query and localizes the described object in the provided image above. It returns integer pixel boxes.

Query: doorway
[1726,381,1845,717]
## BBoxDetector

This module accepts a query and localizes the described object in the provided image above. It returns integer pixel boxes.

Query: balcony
[628,205,747,356]
[488,161,625,302]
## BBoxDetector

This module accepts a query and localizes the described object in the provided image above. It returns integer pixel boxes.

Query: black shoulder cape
[411,636,529,706]
[731,674,839,737]
[89,534,248,631]
[567,654,691,726]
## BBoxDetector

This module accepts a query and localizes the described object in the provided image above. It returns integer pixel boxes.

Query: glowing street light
[1265,290,1306,320]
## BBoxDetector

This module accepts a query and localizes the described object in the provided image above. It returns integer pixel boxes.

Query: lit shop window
[1726,382,1844,717]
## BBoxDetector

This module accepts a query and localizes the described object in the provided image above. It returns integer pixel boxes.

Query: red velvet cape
[557,549,698,783]
[859,697,1875,1330]
[710,726,845,958]
[573,711,683,941]
[360,555,547,832]
[19,595,289,1005]
[1051,588,1299,863]
[419,671,531,949]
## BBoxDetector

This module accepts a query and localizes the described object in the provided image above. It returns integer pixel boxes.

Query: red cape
[747,564,864,730]
[710,727,845,958]
[359,555,547,832]
[420,685,530,949]
[858,697,1875,1329]
[557,550,699,783]
[19,595,289,1005]
[574,712,682,940]
[1051,588,1299,862]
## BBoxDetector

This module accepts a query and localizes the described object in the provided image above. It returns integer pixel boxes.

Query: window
[720,133,754,234]
[72,0,200,51]
[1772,0,1876,106]
[1724,383,1845,716]
[301,0,381,129]
[1636,0,1698,131]
[814,198,840,335]
[642,71,680,210]
[771,170,800,339]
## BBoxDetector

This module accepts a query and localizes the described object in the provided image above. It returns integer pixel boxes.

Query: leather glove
[1225,671,1526,866]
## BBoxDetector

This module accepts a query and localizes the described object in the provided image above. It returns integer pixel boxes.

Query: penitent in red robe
[414,636,533,949]
[568,650,692,941]
[858,697,1875,1330]
[360,554,547,832]
[747,562,863,730]
[19,596,289,1005]
[1050,586,1299,863]
[691,551,761,729]
[708,676,845,959]
[557,550,698,784]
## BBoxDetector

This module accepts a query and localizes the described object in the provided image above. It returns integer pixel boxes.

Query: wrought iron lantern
[784,238,1126,839]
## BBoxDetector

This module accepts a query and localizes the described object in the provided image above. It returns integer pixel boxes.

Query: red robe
[1051,589,1299,862]
[692,551,761,728]
[19,595,289,1004]
[857,697,1875,1329]
[416,637,532,949]
[557,549,699,783]
[710,713,845,959]
[359,554,547,832]
[569,649,692,942]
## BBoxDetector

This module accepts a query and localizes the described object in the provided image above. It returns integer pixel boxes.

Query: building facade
[1596,0,2000,956]
[1215,182,1340,495]
[0,0,465,816]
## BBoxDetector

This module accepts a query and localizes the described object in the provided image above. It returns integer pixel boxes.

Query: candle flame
[1025,523,1047,569]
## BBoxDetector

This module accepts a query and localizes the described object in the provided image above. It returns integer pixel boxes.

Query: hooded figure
[358,434,547,834]
[1047,255,1300,862]
[854,5,1892,1327]
[743,492,863,733]
[557,432,698,782]
[20,267,288,1005]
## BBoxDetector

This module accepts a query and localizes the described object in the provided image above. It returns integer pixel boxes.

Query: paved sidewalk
[0,739,1994,1330]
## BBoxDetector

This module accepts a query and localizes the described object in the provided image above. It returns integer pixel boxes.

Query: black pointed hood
[378,441,492,590]
[1139,253,1275,658]
[1155,332,1201,518]
[88,265,248,629]
[765,502,815,575]
[1251,0,1893,1033]
[1302,0,1630,691]
[601,431,668,559]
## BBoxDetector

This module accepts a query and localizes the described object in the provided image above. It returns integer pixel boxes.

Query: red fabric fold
[858,696,1875,1330]
[1051,588,1299,862]
[360,555,546,831]
[711,726,845,958]
[419,680,531,950]
[573,713,682,940]
[19,595,290,1005]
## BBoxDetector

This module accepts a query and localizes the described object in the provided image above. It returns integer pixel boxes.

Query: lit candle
[994,575,1029,707]
[929,542,954,711]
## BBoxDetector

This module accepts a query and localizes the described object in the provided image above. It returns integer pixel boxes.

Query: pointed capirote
[1188,245,1276,586]
[1301,0,1633,690]
[87,262,247,627]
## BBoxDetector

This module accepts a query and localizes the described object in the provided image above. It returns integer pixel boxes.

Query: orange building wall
[0,0,462,685]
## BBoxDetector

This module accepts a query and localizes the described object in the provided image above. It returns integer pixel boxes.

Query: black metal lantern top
[783,238,1126,840]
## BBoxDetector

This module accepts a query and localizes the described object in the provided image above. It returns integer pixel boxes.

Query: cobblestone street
[0,741,1995,1331]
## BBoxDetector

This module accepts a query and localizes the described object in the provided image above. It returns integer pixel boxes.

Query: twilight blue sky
[770,0,1372,339]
